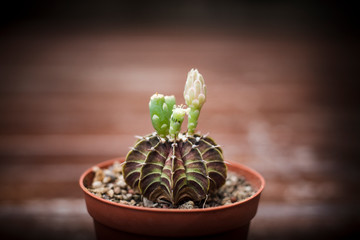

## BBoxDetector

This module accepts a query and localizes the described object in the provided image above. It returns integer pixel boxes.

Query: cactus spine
[123,69,227,206]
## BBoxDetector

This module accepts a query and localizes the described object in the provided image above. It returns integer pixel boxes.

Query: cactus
[149,94,176,138]
[123,69,227,206]
[184,69,207,136]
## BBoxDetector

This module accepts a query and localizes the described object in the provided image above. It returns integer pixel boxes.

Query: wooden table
[0,26,358,239]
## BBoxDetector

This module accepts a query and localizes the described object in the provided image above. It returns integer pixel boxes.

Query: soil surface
[88,161,255,209]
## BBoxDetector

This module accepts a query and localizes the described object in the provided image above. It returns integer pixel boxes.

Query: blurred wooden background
[0,2,359,239]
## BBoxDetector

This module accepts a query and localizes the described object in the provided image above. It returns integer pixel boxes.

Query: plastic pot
[79,158,265,239]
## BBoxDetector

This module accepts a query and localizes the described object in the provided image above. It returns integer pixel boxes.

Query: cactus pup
[123,69,227,206]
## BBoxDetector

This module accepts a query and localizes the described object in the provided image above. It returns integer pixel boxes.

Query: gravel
[87,161,256,209]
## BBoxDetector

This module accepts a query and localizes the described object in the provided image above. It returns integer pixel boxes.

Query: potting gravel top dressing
[87,161,255,209]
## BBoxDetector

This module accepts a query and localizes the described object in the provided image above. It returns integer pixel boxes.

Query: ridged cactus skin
[123,133,227,205]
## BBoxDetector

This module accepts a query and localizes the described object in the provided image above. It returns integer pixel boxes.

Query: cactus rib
[123,134,226,205]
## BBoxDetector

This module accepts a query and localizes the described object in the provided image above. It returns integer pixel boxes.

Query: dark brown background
[1,1,359,239]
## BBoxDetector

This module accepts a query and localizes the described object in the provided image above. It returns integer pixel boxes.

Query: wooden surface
[0,27,359,239]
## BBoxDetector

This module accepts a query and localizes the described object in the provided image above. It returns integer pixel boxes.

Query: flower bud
[184,69,207,109]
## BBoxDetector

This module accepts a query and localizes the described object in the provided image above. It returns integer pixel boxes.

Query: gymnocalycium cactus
[123,69,227,206]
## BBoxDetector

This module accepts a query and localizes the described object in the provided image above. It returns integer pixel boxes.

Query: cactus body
[123,68,227,206]
[123,134,227,205]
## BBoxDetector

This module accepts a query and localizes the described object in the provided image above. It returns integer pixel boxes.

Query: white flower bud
[184,69,207,109]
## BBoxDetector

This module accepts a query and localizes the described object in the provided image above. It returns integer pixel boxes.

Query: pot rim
[79,157,265,213]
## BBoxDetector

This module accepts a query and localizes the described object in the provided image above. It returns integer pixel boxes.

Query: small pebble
[102,176,111,184]
[103,169,114,177]
[93,168,104,182]
[114,186,121,194]
[230,175,237,182]
[107,189,114,198]
[92,181,102,188]
[221,197,231,205]
[116,179,127,188]
[143,198,155,207]
[244,186,252,192]
[124,193,132,201]
[92,187,108,194]
[114,195,123,200]
[179,201,195,209]
[113,161,123,173]
[119,200,129,205]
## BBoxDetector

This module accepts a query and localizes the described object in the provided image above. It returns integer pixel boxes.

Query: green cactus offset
[123,69,227,206]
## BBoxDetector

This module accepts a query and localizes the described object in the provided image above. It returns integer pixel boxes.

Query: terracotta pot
[79,158,265,239]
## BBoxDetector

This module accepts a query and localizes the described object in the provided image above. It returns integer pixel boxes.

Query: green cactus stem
[184,69,207,135]
[149,94,176,138]
[169,107,187,140]
[187,108,200,135]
